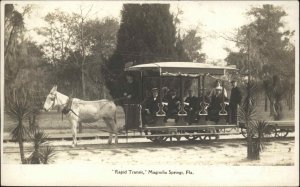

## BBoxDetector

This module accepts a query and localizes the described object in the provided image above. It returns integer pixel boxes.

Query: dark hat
[230,80,237,83]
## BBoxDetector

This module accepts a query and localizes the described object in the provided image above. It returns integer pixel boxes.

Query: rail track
[3,136,294,154]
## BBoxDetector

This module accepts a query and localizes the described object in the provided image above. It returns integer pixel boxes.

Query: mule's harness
[60,97,124,135]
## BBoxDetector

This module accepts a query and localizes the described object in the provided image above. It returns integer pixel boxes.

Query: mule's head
[43,85,58,111]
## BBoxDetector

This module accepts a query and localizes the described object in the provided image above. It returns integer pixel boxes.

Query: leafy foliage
[5,87,33,164]
[106,4,189,100]
[225,4,295,80]
[238,81,257,124]
[27,128,55,164]
[38,10,119,99]
[182,29,206,62]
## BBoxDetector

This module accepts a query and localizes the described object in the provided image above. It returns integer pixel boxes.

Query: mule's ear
[50,85,57,92]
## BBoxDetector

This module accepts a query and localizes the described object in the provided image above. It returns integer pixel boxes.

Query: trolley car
[124,62,239,142]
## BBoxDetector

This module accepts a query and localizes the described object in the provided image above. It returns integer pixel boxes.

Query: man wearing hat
[143,88,160,124]
[163,89,180,122]
[185,89,199,124]
[229,80,242,124]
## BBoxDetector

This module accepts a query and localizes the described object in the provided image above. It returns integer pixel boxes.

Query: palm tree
[238,81,258,159]
[6,88,32,164]
[239,81,272,160]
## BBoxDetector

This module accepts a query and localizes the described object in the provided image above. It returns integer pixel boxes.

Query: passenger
[143,88,160,125]
[209,80,227,99]
[229,80,242,124]
[123,74,139,104]
[163,89,180,122]
[123,74,140,129]
[208,87,229,123]
[185,89,199,124]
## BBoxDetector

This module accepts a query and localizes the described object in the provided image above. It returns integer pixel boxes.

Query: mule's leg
[109,119,118,144]
[103,117,116,144]
[71,121,78,147]
[108,133,113,144]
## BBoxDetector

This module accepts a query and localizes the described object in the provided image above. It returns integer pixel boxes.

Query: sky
[14,1,299,62]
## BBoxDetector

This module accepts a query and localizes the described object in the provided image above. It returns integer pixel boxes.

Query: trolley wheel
[199,135,211,140]
[263,125,277,138]
[276,129,289,138]
[176,136,181,141]
[241,128,247,138]
[185,135,198,141]
[149,136,167,143]
[240,128,258,138]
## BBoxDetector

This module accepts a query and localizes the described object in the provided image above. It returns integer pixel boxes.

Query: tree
[182,29,206,62]
[106,4,189,100]
[4,4,25,87]
[225,4,295,119]
[6,88,32,164]
[5,5,47,129]
[38,8,119,99]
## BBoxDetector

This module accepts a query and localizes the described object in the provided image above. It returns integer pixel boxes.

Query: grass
[3,106,125,132]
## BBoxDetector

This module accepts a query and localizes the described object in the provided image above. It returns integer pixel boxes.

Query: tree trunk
[17,120,27,164]
[274,101,284,120]
[264,92,268,112]
[28,114,37,130]
[247,138,260,160]
[289,93,293,110]
[78,122,83,133]
[18,139,26,164]
[269,99,274,117]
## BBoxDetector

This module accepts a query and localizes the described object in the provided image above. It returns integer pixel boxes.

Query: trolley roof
[125,62,236,76]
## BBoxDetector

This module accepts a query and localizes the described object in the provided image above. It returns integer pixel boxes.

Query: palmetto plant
[6,88,32,164]
[238,81,266,160]
[27,128,55,164]
[251,120,269,151]
[238,81,257,124]
[6,88,55,164]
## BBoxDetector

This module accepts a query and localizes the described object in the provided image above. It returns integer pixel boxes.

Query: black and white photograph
[1,1,299,186]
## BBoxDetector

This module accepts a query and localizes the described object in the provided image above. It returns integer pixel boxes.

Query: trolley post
[198,75,208,125]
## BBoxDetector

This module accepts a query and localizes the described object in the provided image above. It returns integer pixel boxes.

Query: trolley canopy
[125,62,236,76]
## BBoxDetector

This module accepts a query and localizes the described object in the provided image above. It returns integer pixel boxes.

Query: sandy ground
[3,137,295,166]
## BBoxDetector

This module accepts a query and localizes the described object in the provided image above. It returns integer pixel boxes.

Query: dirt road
[3,138,295,166]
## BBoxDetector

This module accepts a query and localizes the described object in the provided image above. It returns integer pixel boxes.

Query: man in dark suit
[123,74,140,129]
[143,88,160,125]
[185,89,199,124]
[123,75,139,104]
[163,89,180,122]
[229,80,242,124]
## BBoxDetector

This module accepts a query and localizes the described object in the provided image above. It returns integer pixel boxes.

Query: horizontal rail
[144,132,241,137]
[143,124,238,131]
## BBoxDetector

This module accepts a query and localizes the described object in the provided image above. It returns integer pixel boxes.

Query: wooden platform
[268,120,295,130]
[143,124,238,131]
